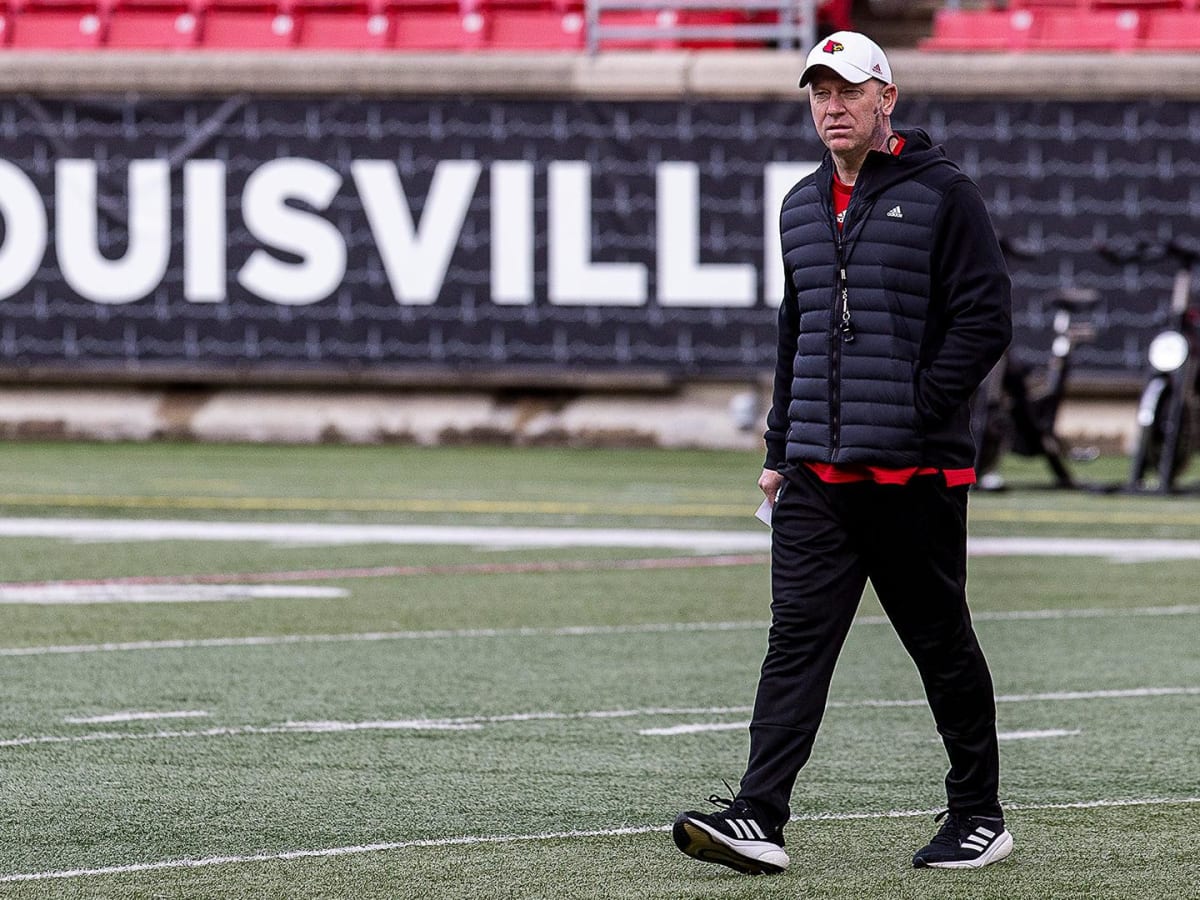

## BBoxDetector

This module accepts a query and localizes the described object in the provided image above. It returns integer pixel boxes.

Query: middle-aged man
[672,32,1014,875]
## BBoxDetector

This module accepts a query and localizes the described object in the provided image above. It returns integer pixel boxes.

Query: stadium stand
[923,1,1200,51]
[0,0,1191,55]
[0,0,852,49]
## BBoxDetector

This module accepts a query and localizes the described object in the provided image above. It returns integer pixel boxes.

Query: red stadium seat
[485,8,582,49]
[296,9,389,46]
[106,8,198,45]
[390,8,483,49]
[1139,9,1200,45]
[7,8,104,46]
[676,8,754,48]
[818,0,851,32]
[0,13,9,43]
[1093,0,1184,7]
[593,8,680,49]
[920,9,1036,51]
[382,0,459,13]
[1028,8,1142,50]
[476,0,580,12]
[200,8,297,46]
[1008,0,1088,7]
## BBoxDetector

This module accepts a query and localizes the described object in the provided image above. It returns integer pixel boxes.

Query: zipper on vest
[830,238,848,460]
[838,264,855,343]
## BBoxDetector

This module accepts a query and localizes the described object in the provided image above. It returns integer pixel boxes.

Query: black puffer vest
[765,129,1011,471]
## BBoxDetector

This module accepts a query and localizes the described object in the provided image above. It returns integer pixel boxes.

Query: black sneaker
[672,795,789,875]
[912,810,1013,869]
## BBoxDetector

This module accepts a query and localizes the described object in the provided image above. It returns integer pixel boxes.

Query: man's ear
[881,83,898,116]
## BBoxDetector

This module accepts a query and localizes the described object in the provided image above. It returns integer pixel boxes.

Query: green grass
[0,441,1198,898]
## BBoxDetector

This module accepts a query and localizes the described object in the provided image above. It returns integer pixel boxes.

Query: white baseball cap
[799,31,892,88]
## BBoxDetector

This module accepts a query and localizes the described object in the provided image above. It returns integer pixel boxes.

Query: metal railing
[585,0,817,54]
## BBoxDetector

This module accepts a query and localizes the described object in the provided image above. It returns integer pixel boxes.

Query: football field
[0,441,1197,899]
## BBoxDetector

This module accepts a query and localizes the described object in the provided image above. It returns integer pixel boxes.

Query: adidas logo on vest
[887,205,904,219]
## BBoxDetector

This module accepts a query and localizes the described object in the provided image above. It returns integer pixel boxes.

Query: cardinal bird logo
[823,40,844,53]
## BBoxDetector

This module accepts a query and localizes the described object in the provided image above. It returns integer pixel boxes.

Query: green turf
[0,441,1198,898]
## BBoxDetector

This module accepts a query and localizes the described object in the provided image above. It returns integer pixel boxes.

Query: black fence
[1,93,1195,384]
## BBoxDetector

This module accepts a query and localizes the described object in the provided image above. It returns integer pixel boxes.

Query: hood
[817,127,959,201]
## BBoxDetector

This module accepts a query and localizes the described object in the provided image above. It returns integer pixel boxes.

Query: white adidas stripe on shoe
[672,795,789,876]
[913,812,1014,869]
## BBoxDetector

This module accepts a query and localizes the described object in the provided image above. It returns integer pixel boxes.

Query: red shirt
[809,134,975,488]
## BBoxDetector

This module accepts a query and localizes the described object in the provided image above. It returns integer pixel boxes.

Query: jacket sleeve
[916,178,1012,428]
[763,269,799,470]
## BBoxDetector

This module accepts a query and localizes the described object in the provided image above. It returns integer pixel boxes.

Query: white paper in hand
[754,496,773,527]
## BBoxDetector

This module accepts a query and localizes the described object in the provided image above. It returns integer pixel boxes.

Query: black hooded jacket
[764,128,1012,472]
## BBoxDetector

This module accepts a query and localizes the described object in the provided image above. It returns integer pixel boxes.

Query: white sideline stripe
[637,688,1200,735]
[967,536,1200,562]
[0,584,347,605]
[63,710,209,725]
[5,689,1194,748]
[2,796,1198,884]
[997,729,1081,741]
[0,622,765,658]
[4,604,1200,659]
[641,725,1086,739]
[0,518,771,552]
[639,722,745,736]
[5,518,1200,560]
[0,720,482,748]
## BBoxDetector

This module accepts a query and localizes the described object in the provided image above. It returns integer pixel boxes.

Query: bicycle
[972,236,1100,491]
[1101,236,1200,494]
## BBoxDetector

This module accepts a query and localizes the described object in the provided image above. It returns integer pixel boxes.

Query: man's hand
[758,468,785,506]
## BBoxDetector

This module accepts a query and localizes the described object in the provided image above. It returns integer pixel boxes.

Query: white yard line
[996,729,1081,740]
[5,688,1195,750]
[0,518,771,553]
[0,585,346,605]
[2,604,1197,659]
[639,722,746,736]
[0,796,1197,884]
[63,710,209,725]
[636,688,1200,735]
[5,517,1200,560]
[0,621,766,658]
[968,536,1200,562]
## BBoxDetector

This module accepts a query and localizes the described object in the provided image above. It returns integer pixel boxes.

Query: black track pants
[737,466,1002,830]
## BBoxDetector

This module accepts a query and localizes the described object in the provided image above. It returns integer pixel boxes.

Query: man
[672,32,1013,875]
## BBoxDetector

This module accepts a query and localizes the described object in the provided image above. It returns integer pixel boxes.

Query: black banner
[0,94,1193,382]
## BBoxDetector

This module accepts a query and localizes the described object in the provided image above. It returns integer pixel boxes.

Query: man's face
[807,71,896,155]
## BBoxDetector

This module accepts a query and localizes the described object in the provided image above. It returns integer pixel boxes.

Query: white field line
[996,729,1081,740]
[644,726,1083,739]
[0,719,483,748]
[634,688,1200,735]
[63,710,209,725]
[0,584,347,605]
[5,517,1200,560]
[3,603,1199,659]
[0,518,771,553]
[5,688,1196,750]
[1,796,1198,884]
